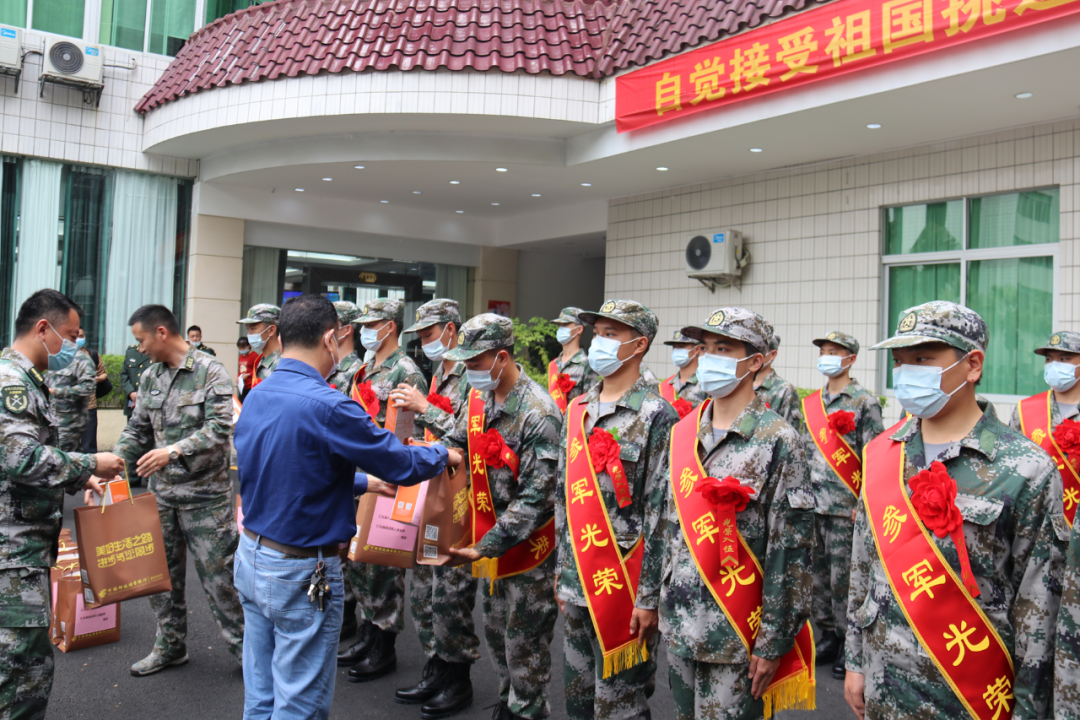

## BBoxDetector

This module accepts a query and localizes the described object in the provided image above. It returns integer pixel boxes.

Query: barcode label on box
[423,544,438,559]
[83,589,94,604]
[425,525,439,541]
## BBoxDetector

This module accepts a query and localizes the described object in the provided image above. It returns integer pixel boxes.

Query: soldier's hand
[365,478,397,498]
[83,476,105,505]
[851,508,857,523]
[446,546,482,567]
[390,384,428,413]
[446,448,464,468]
[128,392,137,402]
[844,670,865,719]
[93,453,125,479]
[553,580,565,615]
[137,448,172,476]
[748,654,781,699]
[629,607,658,647]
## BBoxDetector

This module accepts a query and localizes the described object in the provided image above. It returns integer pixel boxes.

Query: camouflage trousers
[346,562,405,633]
[151,498,244,661]
[409,563,480,664]
[563,602,657,720]
[56,423,86,454]
[812,513,854,639]
[668,654,760,720]
[0,628,52,720]
[482,553,558,720]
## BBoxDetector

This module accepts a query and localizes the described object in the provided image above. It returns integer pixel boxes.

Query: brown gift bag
[73,474,172,608]
[415,463,471,566]
[49,543,121,652]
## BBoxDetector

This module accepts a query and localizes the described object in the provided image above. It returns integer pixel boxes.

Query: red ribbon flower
[427,392,453,415]
[910,461,979,597]
[556,373,576,396]
[672,398,693,420]
[1055,418,1080,457]
[696,476,755,512]
[357,381,380,416]
[473,429,509,468]
[587,428,620,473]
[828,410,856,436]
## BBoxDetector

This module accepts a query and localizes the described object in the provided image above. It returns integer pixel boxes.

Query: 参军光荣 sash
[548,359,568,413]
[802,390,862,498]
[467,390,555,585]
[1018,390,1080,527]
[864,425,1014,720]
[670,400,815,719]
[350,366,380,425]
[659,375,677,404]
[564,396,647,678]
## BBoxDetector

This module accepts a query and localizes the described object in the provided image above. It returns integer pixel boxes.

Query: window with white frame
[881,188,1059,398]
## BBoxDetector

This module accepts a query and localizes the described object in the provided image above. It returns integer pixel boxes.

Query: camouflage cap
[681,307,770,355]
[813,331,860,355]
[662,329,703,347]
[333,301,361,327]
[237,303,280,326]
[356,298,404,325]
[578,300,659,344]
[768,333,781,353]
[870,301,988,353]
[1035,330,1080,356]
[405,299,461,333]
[552,307,584,325]
[443,313,514,361]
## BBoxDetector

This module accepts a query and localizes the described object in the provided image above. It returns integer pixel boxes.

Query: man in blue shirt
[234,294,461,720]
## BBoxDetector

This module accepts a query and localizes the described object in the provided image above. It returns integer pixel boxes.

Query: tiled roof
[135,0,825,114]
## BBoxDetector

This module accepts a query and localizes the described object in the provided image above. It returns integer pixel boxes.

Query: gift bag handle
[99,467,136,513]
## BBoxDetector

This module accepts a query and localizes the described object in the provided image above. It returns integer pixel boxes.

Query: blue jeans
[234,532,344,720]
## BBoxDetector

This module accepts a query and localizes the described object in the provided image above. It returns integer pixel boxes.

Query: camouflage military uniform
[346,299,428,636]
[555,300,678,720]
[326,351,360,394]
[661,330,708,407]
[237,304,281,383]
[755,373,803,435]
[1008,330,1080,435]
[551,307,600,406]
[121,344,152,419]
[43,350,95,453]
[113,347,243,666]
[1056,513,1080,718]
[848,302,1065,719]
[444,314,564,717]
[191,343,216,357]
[0,348,96,719]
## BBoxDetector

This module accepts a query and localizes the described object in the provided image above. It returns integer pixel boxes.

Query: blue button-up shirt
[235,358,448,547]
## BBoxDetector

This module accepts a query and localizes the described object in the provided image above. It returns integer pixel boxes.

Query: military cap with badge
[680,307,771,398]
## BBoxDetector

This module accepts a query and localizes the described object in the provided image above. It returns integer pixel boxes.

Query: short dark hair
[14,289,82,337]
[129,305,181,336]
[187,325,202,334]
[237,337,250,347]
[279,294,338,350]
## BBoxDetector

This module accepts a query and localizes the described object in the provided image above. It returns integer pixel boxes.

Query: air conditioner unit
[0,25,21,92]
[41,37,103,88]
[685,229,750,291]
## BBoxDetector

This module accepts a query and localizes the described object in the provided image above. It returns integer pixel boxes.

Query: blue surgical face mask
[421,326,449,361]
[698,353,755,398]
[75,337,86,349]
[588,336,640,378]
[239,349,250,356]
[893,354,969,419]
[1045,361,1080,392]
[247,327,269,354]
[466,353,505,392]
[817,354,851,378]
[671,348,692,368]
[43,323,78,371]
[556,327,577,346]
[360,324,389,352]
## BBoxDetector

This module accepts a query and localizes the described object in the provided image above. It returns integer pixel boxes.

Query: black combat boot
[419,662,473,719]
[395,657,450,704]
[337,621,374,666]
[815,630,841,665]
[832,638,846,680]
[347,627,397,682]
[340,598,358,641]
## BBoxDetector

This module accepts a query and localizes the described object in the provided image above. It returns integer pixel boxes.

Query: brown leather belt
[243,528,339,559]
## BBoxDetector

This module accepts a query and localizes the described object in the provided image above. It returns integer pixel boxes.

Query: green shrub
[511,317,560,386]
[99,354,127,409]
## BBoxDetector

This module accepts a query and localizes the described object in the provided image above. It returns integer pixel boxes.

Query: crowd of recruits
[5,285,1080,720]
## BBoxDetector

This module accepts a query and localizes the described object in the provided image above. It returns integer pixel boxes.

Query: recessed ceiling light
[456,210,464,214]
[353,165,365,169]
[1015,92,1033,99]
[491,202,500,206]
[531,193,541,197]
[322,177,333,181]
[750,148,763,153]
[656,167,669,171]
[449,181,460,185]
[295,188,305,192]
[412,191,421,195]
[581,183,592,187]
[495,167,508,172]
[380,200,389,204]
[866,123,882,129]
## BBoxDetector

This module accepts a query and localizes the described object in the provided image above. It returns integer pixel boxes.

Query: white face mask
[817,354,852,378]
[698,353,755,398]
[360,323,391,351]
[671,348,693,368]
[466,353,504,392]
[1045,361,1080,392]
[893,354,970,419]
[247,327,270,354]
[421,326,450,361]
[588,336,641,378]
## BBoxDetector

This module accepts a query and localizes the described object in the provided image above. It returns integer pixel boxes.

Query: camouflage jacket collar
[586,372,651,412]
[821,376,863,403]
[558,348,588,369]
[151,345,200,378]
[337,351,360,376]
[368,347,405,376]
[260,349,281,368]
[434,358,465,385]
[0,347,46,387]
[479,364,528,420]
[891,398,1001,463]
[697,393,768,445]
[758,371,779,391]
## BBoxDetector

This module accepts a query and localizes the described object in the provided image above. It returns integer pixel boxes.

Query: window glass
[0,159,18,347]
[100,0,147,51]
[0,0,27,27]
[967,256,1054,396]
[31,0,84,38]
[173,180,192,325]
[148,0,193,56]
[969,189,1059,249]
[885,263,961,389]
[884,200,964,255]
[61,166,110,348]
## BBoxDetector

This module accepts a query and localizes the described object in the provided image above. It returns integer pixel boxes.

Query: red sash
[565,396,648,678]
[548,359,568,413]
[350,367,380,425]
[802,390,862,498]
[671,401,815,718]
[659,375,677,404]
[864,424,1014,720]
[1018,391,1080,527]
[467,390,555,585]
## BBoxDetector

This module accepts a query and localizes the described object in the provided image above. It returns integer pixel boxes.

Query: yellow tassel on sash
[472,557,499,593]
[762,671,816,719]
[601,642,650,679]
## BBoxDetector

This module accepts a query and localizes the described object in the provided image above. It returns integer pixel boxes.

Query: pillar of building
[185,214,245,380]
[470,246,518,318]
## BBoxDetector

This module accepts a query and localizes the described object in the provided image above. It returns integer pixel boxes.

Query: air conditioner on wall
[0,25,22,92]
[40,37,104,105]
[685,229,750,291]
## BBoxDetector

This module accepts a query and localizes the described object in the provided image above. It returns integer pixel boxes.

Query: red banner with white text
[616,0,1080,132]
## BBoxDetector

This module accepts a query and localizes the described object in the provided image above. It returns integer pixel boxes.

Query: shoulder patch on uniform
[28,367,43,384]
[184,356,195,370]
[2,385,29,414]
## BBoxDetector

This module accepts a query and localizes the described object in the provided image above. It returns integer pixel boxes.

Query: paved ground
[46,482,851,720]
